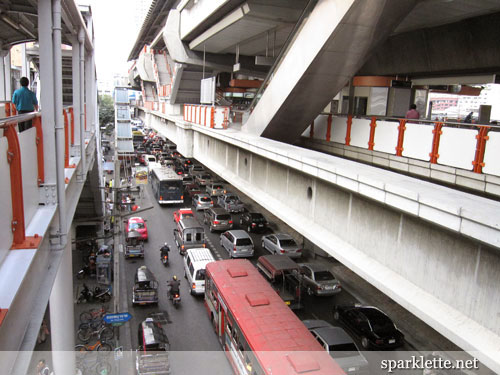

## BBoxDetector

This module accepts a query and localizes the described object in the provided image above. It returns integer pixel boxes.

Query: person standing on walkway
[406,104,420,120]
[12,76,38,132]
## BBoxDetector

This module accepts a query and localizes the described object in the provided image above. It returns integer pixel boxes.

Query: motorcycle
[93,286,112,303]
[77,284,93,304]
[161,253,169,266]
[168,284,181,307]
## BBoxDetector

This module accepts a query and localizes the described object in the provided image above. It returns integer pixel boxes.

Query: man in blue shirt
[12,76,38,132]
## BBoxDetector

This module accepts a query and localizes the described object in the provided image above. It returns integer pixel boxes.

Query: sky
[78,0,152,82]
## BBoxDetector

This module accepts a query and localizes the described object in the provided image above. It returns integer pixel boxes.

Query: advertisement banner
[135,166,148,185]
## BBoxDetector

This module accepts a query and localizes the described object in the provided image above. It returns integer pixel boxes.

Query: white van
[183,248,215,295]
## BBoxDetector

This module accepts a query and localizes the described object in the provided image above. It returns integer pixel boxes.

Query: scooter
[168,287,181,307]
[93,286,112,303]
[161,253,169,266]
[77,284,93,304]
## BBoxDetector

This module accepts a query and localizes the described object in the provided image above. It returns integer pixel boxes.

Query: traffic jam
[79,121,467,375]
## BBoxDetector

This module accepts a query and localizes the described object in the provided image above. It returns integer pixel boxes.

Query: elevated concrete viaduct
[143,109,500,373]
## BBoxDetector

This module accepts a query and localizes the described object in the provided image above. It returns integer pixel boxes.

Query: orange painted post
[203,107,206,126]
[69,107,75,145]
[4,123,42,249]
[368,116,377,150]
[325,114,332,141]
[395,119,407,156]
[345,115,353,145]
[472,126,490,173]
[33,116,45,185]
[429,122,443,164]
[210,107,215,128]
[0,309,7,327]
[63,110,70,168]
[309,120,314,138]
[5,102,12,116]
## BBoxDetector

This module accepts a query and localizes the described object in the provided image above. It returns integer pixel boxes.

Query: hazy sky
[79,0,150,81]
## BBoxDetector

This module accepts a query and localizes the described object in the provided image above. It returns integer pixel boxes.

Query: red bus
[205,259,344,375]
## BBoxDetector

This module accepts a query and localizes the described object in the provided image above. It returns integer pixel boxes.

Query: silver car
[190,165,204,175]
[195,173,213,186]
[220,230,254,258]
[302,320,369,375]
[192,193,213,211]
[261,233,302,259]
[297,263,341,296]
[206,183,226,197]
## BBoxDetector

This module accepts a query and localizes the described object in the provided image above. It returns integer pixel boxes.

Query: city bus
[205,259,344,375]
[150,167,184,204]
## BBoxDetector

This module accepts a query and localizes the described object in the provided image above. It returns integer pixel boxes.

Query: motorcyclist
[160,243,170,258]
[167,275,180,298]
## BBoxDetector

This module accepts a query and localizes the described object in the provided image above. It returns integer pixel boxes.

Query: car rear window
[213,185,223,189]
[195,269,206,281]
[236,238,252,246]
[280,239,296,247]
[181,213,194,219]
[200,197,211,202]
[216,214,231,220]
[251,213,265,221]
[329,343,358,358]
[314,271,335,281]
[201,174,211,179]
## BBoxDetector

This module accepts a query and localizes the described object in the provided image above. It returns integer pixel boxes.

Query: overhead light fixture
[1,15,20,30]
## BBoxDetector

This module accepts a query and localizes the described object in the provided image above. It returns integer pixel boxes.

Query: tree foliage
[99,95,115,126]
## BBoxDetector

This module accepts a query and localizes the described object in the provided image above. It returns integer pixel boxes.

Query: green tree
[98,95,115,127]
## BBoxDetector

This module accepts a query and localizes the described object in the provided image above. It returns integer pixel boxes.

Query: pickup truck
[217,193,244,213]
[256,255,303,310]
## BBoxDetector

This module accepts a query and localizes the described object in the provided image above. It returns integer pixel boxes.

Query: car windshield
[280,239,296,247]
[314,271,335,281]
[200,197,211,202]
[129,222,145,230]
[201,174,211,179]
[236,238,252,246]
[329,343,359,359]
[217,214,231,220]
[181,213,194,219]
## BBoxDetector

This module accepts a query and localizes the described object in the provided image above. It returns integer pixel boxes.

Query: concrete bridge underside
[144,110,500,373]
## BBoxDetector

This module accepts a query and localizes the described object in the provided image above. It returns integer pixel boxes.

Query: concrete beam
[358,12,500,77]
[145,109,500,373]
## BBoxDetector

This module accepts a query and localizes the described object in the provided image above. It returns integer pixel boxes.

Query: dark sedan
[239,212,268,232]
[333,305,404,349]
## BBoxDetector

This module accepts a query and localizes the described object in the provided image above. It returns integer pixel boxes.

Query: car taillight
[317,286,322,290]
[202,243,206,248]
[223,190,226,193]
[197,202,201,205]
[160,196,163,200]
[210,201,213,204]
[233,246,237,252]
[376,339,383,345]
[280,249,285,253]
[181,195,183,199]
[297,249,302,252]
[192,283,196,289]
[251,223,256,227]
[213,220,220,224]
[177,172,182,174]
[181,245,185,249]
[229,220,233,224]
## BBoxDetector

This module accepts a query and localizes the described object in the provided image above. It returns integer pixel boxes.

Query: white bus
[150,167,184,204]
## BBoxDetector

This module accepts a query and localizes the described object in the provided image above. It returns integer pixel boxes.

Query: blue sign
[103,312,132,324]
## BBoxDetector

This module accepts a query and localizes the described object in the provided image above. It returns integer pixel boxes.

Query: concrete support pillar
[0,50,6,101]
[71,36,81,149]
[21,44,29,78]
[49,230,75,374]
[38,0,57,184]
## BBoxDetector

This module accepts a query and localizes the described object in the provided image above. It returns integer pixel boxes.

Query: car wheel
[333,311,340,321]
[361,337,370,349]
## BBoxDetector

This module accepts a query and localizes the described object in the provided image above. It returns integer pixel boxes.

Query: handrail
[247,0,319,113]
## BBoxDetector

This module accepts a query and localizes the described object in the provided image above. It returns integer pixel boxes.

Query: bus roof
[151,167,183,181]
[206,259,343,375]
